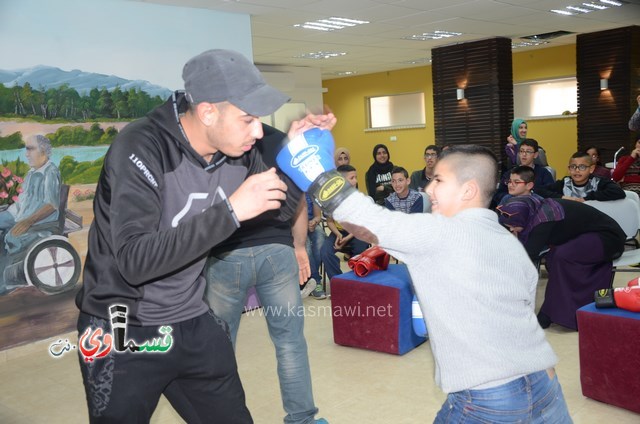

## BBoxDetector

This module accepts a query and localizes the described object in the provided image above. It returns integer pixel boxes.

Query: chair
[544,166,556,181]
[584,198,640,283]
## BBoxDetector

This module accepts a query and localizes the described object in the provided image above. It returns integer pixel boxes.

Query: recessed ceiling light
[401,57,432,64]
[550,9,573,15]
[511,40,550,49]
[566,5,592,13]
[293,51,347,59]
[582,2,608,10]
[294,17,369,32]
[402,31,462,41]
[549,0,624,15]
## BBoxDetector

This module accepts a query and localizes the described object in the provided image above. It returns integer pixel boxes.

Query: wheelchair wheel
[24,236,81,295]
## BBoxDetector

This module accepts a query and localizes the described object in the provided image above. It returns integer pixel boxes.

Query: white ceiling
[134,0,640,79]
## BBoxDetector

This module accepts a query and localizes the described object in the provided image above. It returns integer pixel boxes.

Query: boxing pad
[347,246,390,277]
[595,286,640,313]
[412,295,428,338]
[277,128,356,215]
[276,128,336,192]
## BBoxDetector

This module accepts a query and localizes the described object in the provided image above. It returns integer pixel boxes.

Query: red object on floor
[577,303,640,414]
[330,264,426,355]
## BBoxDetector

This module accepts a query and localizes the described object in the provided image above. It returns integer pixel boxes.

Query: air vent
[521,31,575,40]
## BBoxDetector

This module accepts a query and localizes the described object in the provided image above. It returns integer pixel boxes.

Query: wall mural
[0,67,169,350]
[0,0,252,352]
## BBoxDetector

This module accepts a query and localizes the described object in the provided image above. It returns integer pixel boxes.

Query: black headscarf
[365,144,394,200]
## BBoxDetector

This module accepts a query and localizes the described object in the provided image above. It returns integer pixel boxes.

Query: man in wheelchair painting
[0,135,81,295]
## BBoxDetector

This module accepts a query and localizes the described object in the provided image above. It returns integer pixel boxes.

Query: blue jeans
[205,244,318,424]
[434,370,572,423]
[320,231,368,280]
[306,224,326,281]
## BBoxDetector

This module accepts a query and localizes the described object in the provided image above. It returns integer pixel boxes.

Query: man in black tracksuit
[74,49,327,423]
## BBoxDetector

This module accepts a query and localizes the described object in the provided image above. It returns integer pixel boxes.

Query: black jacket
[76,92,296,325]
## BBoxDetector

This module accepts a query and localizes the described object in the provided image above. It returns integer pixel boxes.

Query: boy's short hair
[570,151,592,164]
[520,138,539,152]
[391,166,409,178]
[440,145,499,206]
[424,145,440,155]
[337,164,356,174]
[510,165,535,183]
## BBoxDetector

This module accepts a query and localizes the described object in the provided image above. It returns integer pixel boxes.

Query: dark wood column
[432,37,513,166]
[577,25,640,162]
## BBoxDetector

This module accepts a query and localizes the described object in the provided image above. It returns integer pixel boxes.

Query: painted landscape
[0,66,170,350]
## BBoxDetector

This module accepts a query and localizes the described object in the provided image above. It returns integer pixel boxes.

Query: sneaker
[315,419,329,424]
[311,284,327,300]
[300,278,317,298]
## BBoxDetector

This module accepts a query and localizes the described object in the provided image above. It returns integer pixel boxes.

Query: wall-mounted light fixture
[456,88,465,100]
[600,78,608,90]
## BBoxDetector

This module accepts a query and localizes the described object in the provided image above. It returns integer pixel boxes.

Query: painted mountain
[0,65,172,99]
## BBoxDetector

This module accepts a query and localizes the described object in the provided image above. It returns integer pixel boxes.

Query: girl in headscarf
[365,144,394,205]
[505,119,548,167]
[497,196,625,330]
[334,147,351,167]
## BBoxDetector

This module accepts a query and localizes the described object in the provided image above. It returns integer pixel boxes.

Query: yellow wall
[322,43,578,183]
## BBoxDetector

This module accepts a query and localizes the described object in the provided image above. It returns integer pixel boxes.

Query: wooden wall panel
[432,37,513,167]
[577,25,640,163]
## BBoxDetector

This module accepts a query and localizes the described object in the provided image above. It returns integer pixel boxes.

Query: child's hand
[507,135,517,145]
[562,196,584,202]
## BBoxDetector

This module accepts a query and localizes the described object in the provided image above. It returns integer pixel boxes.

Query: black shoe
[537,312,552,329]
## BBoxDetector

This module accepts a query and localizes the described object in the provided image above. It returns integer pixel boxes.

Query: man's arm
[10,203,56,236]
[109,138,286,286]
[292,193,311,284]
[584,179,626,201]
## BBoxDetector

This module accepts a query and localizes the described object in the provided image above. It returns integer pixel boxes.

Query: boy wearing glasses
[496,165,544,207]
[410,145,440,192]
[492,139,553,207]
[537,151,625,201]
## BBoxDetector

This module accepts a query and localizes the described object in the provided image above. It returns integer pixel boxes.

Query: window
[514,77,577,118]
[366,92,425,131]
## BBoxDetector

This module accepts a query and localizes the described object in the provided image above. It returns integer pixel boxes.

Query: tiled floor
[0,268,639,423]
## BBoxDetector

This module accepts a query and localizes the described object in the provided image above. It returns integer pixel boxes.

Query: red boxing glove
[349,246,390,277]
[614,286,640,313]
[628,277,640,287]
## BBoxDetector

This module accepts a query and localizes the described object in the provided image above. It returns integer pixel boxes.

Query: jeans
[306,224,326,281]
[320,231,368,280]
[205,244,318,424]
[434,370,572,423]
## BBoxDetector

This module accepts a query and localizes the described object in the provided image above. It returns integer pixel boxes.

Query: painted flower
[0,191,8,199]
[14,176,23,184]
[73,189,81,197]
[11,195,18,202]
[6,180,13,188]
[1,168,11,178]
[17,188,23,194]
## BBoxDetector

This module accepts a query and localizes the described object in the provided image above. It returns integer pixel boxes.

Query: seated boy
[493,138,553,206]
[537,151,625,202]
[318,164,368,297]
[410,145,439,192]
[497,165,544,207]
[385,166,423,213]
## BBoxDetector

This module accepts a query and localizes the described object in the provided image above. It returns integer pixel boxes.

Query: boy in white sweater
[282,142,572,423]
